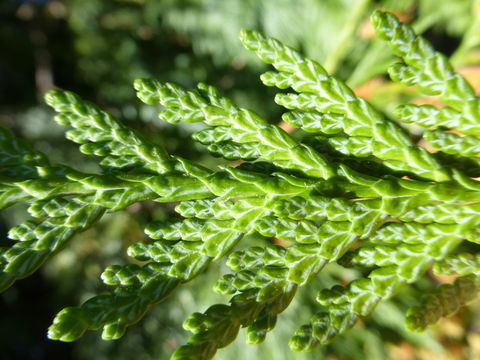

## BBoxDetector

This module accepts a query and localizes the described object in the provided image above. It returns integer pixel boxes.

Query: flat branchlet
[0,11,479,360]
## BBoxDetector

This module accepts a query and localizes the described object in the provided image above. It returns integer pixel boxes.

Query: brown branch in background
[17,2,55,95]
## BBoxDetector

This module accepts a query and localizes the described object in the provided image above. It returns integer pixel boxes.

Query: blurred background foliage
[1,0,480,359]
